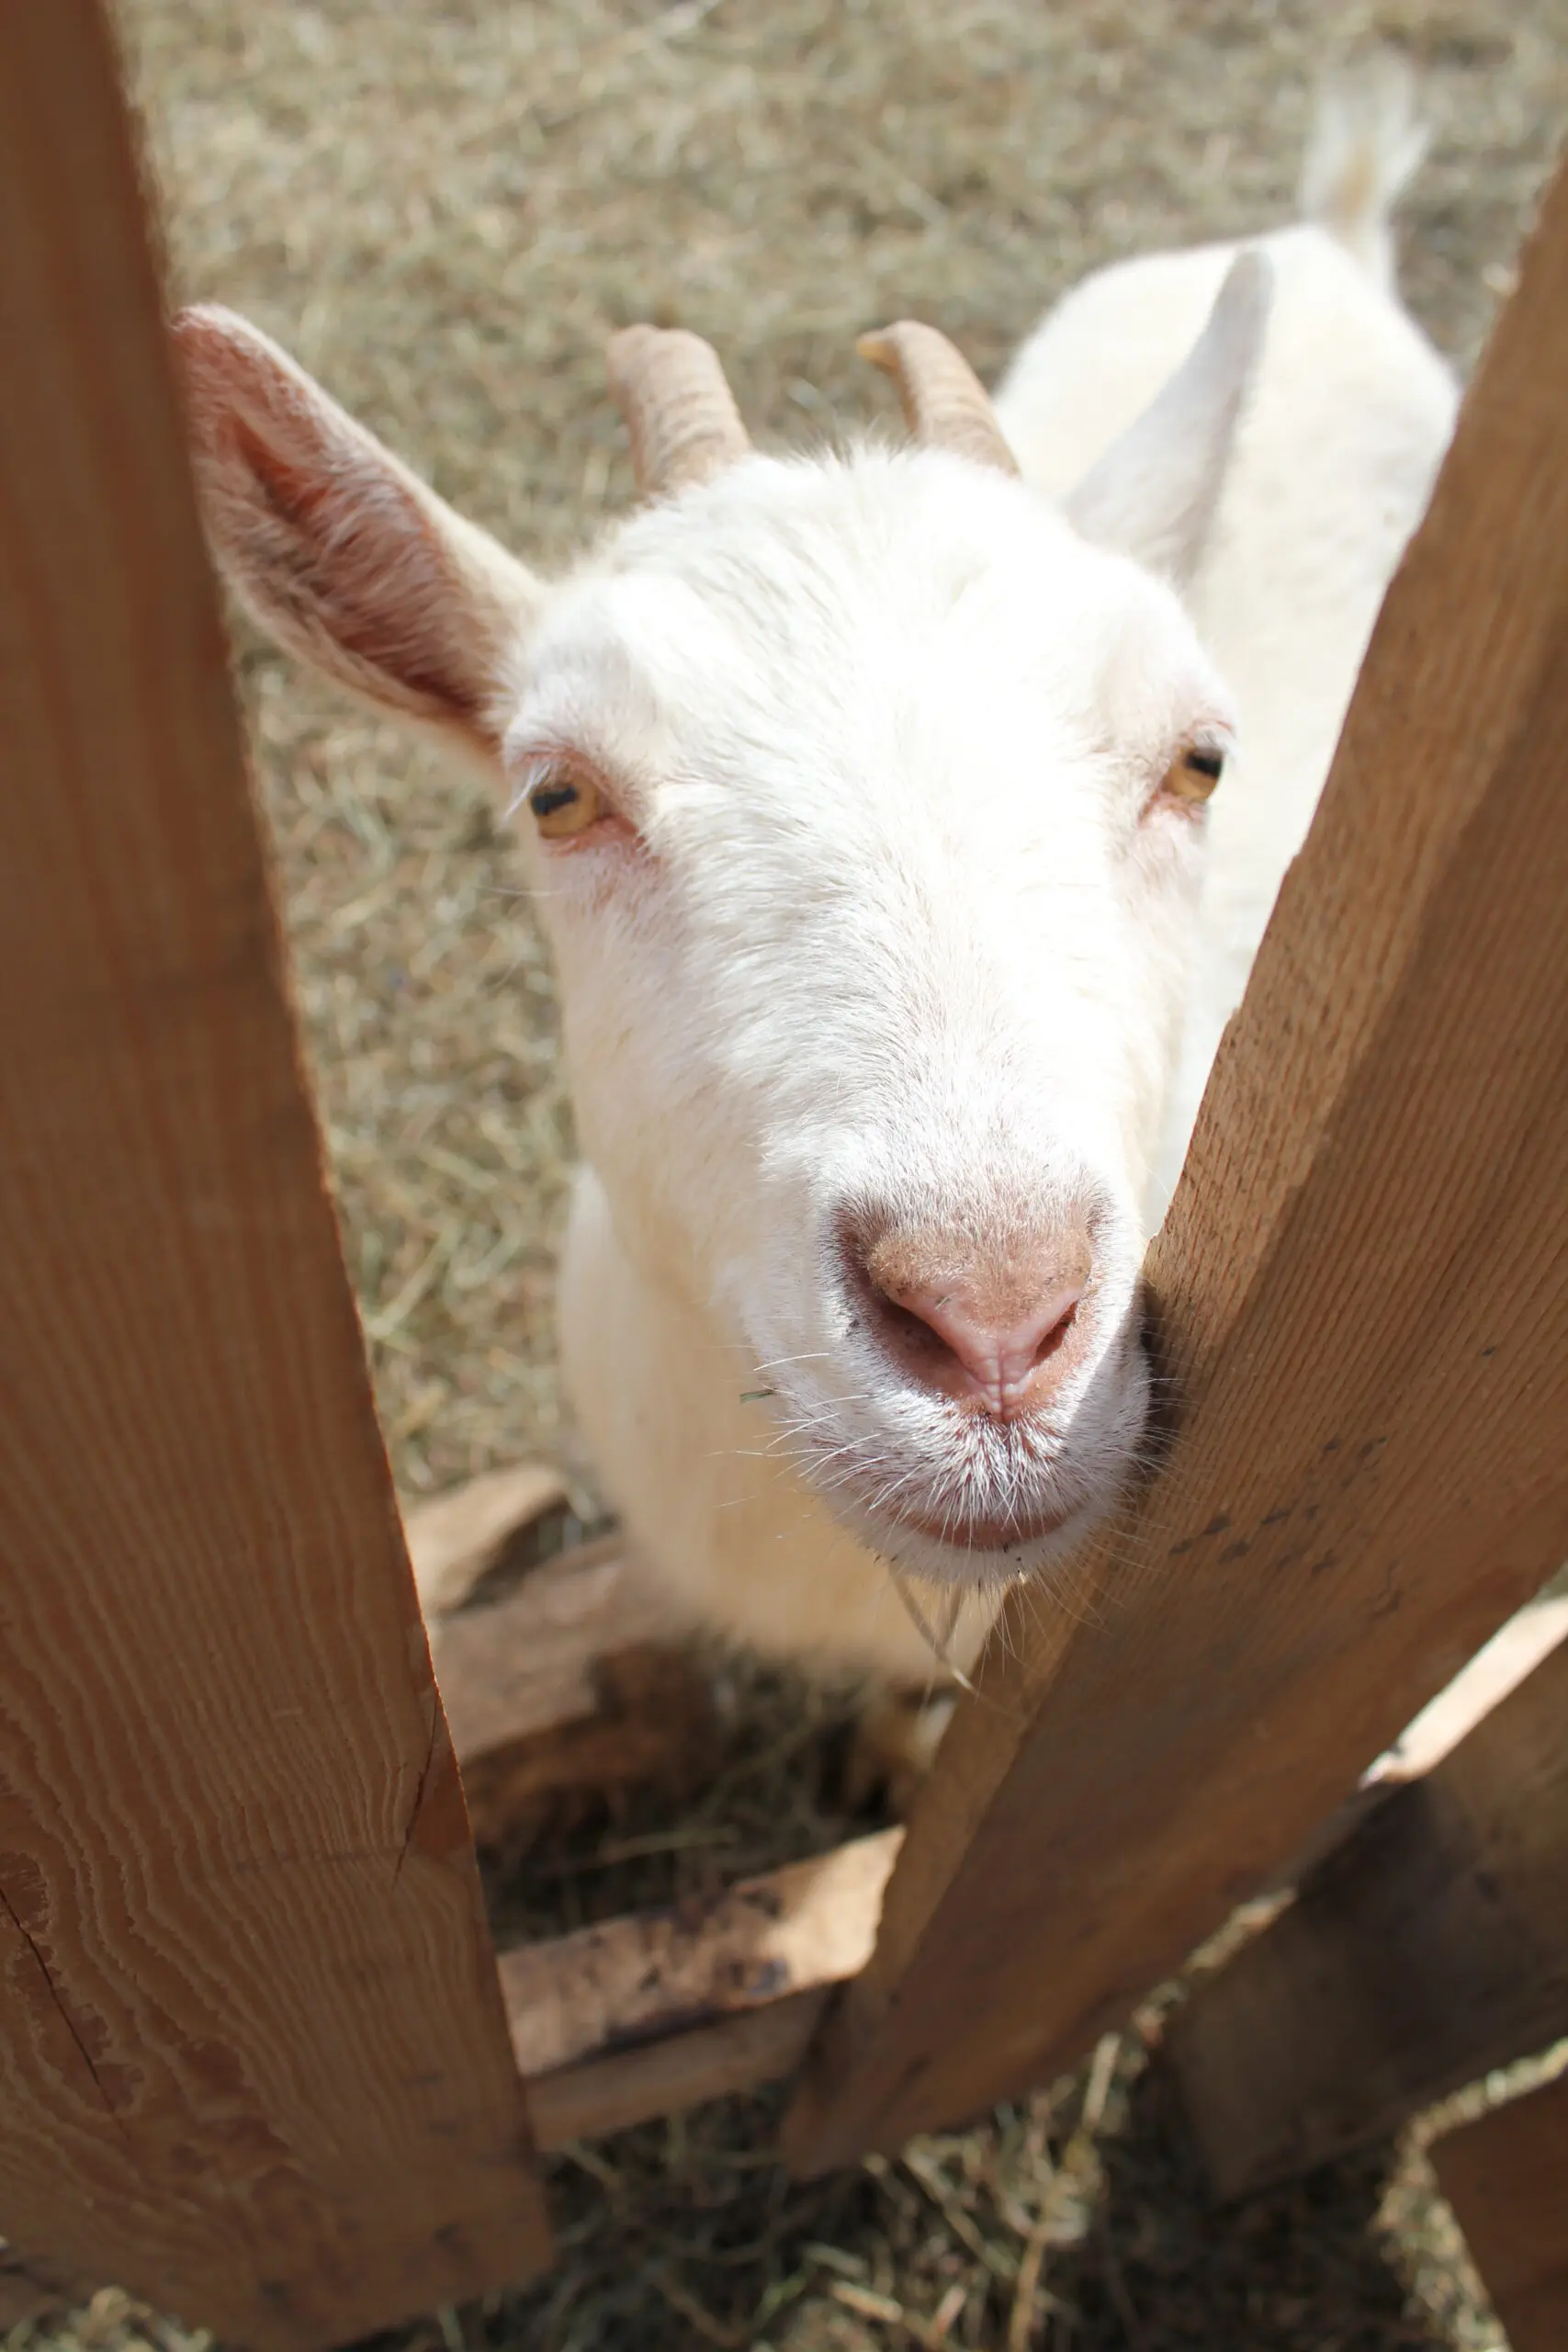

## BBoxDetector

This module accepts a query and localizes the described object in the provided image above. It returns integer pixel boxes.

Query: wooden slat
[427,1535,717,1847]
[785,153,1568,2173]
[1167,1626,1568,2194]
[0,6,548,2342]
[411,1487,895,2149]
[527,1994,832,2153]
[1430,2072,1568,2352]
[412,1493,886,2148]
[404,1463,571,1615]
[502,1834,900,2148]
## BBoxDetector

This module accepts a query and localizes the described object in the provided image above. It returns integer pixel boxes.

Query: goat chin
[835,1500,1099,1594]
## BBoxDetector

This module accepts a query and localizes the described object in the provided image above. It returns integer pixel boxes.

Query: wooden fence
[2,4,1565,2345]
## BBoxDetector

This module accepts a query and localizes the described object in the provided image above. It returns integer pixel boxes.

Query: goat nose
[851,1217,1093,1421]
[891,1280,1085,1419]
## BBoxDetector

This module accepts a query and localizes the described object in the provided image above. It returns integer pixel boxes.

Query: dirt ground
[27,2,1568,2347]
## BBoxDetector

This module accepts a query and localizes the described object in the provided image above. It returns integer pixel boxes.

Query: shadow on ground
[414,2051,1451,2352]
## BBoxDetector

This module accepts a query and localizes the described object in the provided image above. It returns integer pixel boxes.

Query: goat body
[558,89,1456,1685]
[176,69,1457,1702]
[998,229,1456,1224]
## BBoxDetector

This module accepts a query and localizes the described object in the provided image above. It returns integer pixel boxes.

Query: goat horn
[857,321,1018,477]
[605,324,751,498]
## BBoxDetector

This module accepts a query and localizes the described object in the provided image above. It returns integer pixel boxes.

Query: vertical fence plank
[0,5,550,2340]
[1430,2074,1568,2352]
[785,158,1568,2172]
[1168,1629,1568,2195]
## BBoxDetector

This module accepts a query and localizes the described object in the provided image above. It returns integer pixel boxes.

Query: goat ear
[1063,248,1272,591]
[173,305,543,765]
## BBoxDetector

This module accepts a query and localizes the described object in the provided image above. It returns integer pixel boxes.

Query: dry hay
[21,2,1568,2348]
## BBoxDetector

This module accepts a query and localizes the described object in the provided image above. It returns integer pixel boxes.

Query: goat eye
[526,764,604,840]
[1157,744,1225,807]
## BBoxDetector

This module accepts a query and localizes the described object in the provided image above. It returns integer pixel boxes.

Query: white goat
[175,67,1457,1744]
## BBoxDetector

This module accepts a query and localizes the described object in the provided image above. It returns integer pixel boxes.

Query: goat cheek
[540,815,646,900]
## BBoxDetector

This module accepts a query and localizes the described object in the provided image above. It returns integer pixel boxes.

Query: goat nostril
[1031,1298,1077,1367]
[874,1294,961,1369]
[855,1257,1089,1416]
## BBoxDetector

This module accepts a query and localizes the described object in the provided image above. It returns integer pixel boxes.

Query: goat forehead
[522,449,1210,820]
[599,449,1153,680]
[615,451,1079,620]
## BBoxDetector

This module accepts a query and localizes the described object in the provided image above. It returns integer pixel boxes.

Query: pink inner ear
[175,308,491,737]
[226,406,479,727]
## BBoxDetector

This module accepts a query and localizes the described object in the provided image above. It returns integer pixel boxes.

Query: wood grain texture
[1431,2072,1568,2352]
[0,5,548,2341]
[502,1835,901,2146]
[785,153,1568,2173]
[1167,1629,1568,2196]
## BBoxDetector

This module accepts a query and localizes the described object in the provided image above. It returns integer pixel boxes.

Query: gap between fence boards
[415,1480,1563,2153]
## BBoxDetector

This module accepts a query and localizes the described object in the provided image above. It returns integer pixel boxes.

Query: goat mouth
[786,1406,1104,1562]
[890,1498,1079,1554]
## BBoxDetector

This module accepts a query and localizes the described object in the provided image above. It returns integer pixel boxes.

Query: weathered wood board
[504,1833,902,2148]
[0,6,548,2340]
[423,1532,718,1848]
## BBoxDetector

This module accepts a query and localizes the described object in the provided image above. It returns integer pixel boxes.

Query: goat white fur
[998,84,1455,1225]
[176,70,1457,1699]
